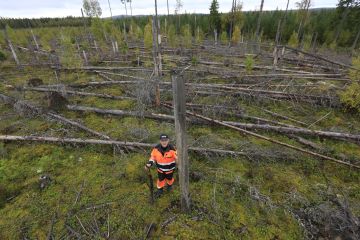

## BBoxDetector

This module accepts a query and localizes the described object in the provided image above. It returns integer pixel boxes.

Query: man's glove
[144,163,151,171]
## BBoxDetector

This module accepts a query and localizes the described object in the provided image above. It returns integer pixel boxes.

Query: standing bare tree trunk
[129,0,133,16]
[279,0,290,43]
[255,0,264,42]
[297,0,311,47]
[3,29,20,66]
[123,0,128,16]
[29,28,39,51]
[121,0,128,42]
[351,28,360,53]
[214,30,218,45]
[334,2,351,44]
[229,0,236,46]
[167,0,170,17]
[273,20,282,67]
[107,0,113,18]
[153,0,162,106]
[172,72,190,212]
[310,31,318,52]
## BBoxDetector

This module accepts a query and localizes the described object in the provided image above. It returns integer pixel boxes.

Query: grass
[1,42,360,239]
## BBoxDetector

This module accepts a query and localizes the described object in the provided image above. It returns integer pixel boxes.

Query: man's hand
[144,164,151,171]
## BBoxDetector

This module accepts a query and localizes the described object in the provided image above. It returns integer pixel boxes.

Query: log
[197,60,312,74]
[281,45,356,70]
[192,90,337,107]
[68,104,360,143]
[19,87,134,100]
[161,104,359,170]
[67,105,174,121]
[188,83,338,102]
[96,71,145,81]
[262,109,308,126]
[206,75,352,82]
[222,122,360,143]
[0,93,111,140]
[287,134,322,150]
[53,66,154,72]
[0,135,246,156]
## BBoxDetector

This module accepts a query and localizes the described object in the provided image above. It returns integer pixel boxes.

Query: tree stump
[47,92,68,111]
[27,78,43,87]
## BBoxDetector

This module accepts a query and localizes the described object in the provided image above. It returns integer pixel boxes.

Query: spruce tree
[209,0,221,33]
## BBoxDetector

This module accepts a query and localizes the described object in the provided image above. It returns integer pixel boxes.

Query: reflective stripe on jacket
[148,144,177,172]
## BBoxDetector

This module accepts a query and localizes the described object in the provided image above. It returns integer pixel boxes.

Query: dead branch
[67,104,360,143]
[0,135,247,156]
[262,109,308,127]
[0,93,112,140]
[162,103,360,170]
[287,135,323,150]
[222,122,360,143]
[281,45,356,70]
[19,87,134,100]
[67,105,174,121]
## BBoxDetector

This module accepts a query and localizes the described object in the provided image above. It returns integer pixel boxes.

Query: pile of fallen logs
[2,41,359,171]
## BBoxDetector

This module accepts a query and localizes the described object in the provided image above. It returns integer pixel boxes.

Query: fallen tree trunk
[96,71,145,81]
[203,75,352,83]
[68,104,360,143]
[192,90,338,107]
[161,103,359,170]
[0,135,246,156]
[281,45,355,70]
[262,109,308,127]
[222,122,360,143]
[19,87,135,100]
[53,66,154,72]
[197,60,312,74]
[189,83,337,101]
[67,105,175,121]
[287,134,323,150]
[0,93,111,140]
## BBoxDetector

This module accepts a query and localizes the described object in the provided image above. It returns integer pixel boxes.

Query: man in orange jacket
[145,134,177,197]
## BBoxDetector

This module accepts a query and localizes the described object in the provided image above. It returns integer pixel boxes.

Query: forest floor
[0,41,360,239]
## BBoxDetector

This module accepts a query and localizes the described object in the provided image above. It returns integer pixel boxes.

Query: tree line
[0,0,359,49]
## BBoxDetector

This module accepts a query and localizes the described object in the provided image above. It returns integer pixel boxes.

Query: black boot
[167,185,173,192]
[154,188,163,198]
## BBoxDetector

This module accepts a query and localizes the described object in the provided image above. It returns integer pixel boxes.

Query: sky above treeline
[0,0,339,18]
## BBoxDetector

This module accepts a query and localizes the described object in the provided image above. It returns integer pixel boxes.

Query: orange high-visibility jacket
[148,144,177,172]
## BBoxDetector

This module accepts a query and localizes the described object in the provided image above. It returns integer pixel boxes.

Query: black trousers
[157,170,174,188]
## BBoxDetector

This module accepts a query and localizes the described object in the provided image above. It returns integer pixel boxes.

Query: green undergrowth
[1,142,359,239]
[1,45,360,239]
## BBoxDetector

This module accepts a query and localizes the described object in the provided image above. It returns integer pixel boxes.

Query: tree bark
[66,104,360,143]
[0,135,246,156]
[281,45,355,70]
[172,72,190,212]
[19,87,134,100]
[255,0,265,42]
[162,104,359,170]
[67,105,174,121]
[351,28,360,53]
[3,29,20,66]
[0,93,111,140]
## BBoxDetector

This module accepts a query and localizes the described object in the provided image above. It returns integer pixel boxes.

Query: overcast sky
[0,0,339,18]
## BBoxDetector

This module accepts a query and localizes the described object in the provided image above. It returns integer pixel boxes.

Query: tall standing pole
[3,28,20,66]
[129,0,133,16]
[255,0,264,42]
[153,0,162,106]
[172,71,190,213]
[229,0,236,46]
[107,0,113,18]
[167,0,170,17]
